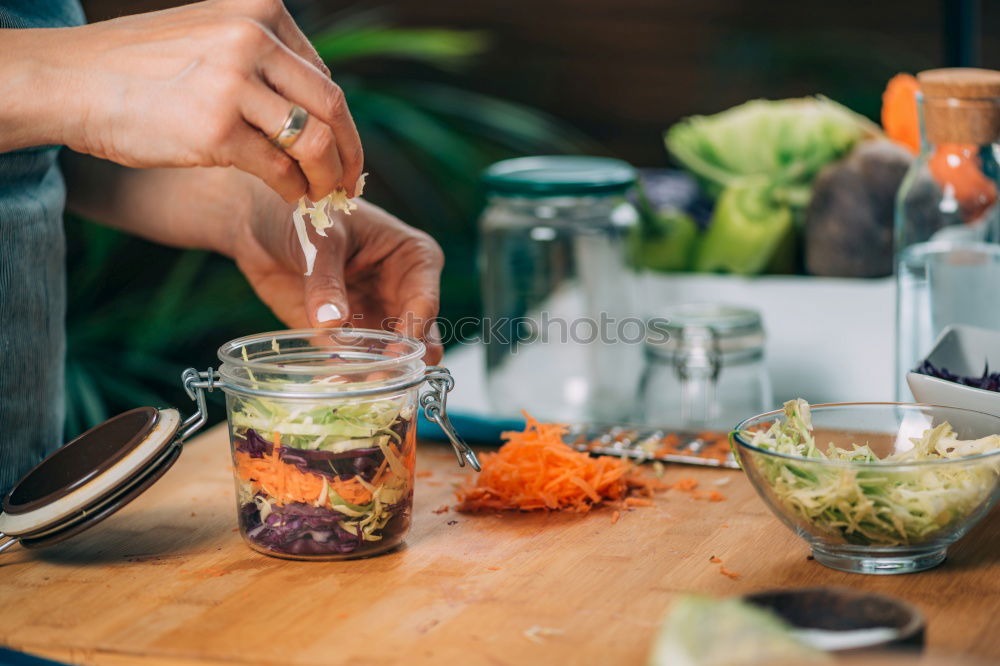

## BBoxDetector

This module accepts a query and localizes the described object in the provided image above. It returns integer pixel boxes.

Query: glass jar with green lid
[479,156,642,422]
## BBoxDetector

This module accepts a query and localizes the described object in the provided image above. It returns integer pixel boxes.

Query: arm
[61,152,250,255]
[1,0,363,201]
[18,0,440,358]
[62,155,445,362]
[0,28,76,152]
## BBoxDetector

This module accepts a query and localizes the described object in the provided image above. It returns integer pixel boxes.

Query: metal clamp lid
[422,367,481,470]
[181,365,480,471]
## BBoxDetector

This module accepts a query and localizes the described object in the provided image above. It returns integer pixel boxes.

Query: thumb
[304,243,350,327]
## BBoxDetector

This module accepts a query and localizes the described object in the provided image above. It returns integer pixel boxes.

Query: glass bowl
[731,403,1000,574]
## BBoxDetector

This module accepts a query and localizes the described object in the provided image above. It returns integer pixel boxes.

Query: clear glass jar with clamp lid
[637,303,772,431]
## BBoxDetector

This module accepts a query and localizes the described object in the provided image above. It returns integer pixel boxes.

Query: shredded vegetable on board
[292,173,368,276]
[456,413,667,513]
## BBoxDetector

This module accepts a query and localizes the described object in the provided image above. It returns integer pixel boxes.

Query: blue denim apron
[0,1,86,495]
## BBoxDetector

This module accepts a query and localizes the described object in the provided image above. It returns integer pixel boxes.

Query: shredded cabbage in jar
[292,173,369,276]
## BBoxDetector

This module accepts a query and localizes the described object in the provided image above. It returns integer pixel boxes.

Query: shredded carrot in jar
[233,448,373,507]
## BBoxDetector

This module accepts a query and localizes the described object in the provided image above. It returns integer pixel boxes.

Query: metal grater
[565,423,741,469]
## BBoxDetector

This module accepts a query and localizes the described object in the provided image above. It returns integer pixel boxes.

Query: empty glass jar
[479,156,643,422]
[637,303,772,431]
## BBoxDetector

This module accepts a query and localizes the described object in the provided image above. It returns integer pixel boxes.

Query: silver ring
[270,105,308,149]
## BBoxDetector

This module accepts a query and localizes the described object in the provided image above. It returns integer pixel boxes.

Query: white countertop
[442,273,896,419]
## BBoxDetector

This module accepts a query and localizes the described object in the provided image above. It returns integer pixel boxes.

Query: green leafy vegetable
[693,178,793,274]
[648,595,827,666]
[630,210,699,273]
[665,97,878,275]
[742,399,1000,546]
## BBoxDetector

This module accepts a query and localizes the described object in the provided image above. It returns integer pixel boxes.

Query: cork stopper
[917,68,1000,144]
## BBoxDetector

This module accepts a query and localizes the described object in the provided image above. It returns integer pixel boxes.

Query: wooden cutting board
[1,424,999,665]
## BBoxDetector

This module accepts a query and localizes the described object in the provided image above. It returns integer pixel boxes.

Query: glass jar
[895,68,1000,399]
[479,156,643,422]
[637,304,771,431]
[210,328,475,561]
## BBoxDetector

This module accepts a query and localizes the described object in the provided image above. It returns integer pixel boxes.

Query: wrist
[0,28,85,151]
[177,167,261,258]
[202,168,275,259]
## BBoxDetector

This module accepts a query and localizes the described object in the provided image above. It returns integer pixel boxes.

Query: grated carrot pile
[456,413,643,513]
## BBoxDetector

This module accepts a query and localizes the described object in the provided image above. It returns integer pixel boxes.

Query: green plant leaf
[65,361,107,430]
[312,26,488,67]
[131,250,209,351]
[392,82,591,153]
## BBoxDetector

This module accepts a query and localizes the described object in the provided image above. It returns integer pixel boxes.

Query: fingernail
[316,303,342,323]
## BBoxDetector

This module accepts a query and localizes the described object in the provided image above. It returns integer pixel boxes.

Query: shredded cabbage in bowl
[738,399,1000,546]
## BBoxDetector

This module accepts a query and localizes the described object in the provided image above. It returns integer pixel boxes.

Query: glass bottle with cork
[895,68,1000,399]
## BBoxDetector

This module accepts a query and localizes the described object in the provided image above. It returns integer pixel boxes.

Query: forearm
[0,28,81,152]
[61,151,256,256]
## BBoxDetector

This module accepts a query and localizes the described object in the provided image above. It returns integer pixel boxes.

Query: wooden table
[2,424,999,665]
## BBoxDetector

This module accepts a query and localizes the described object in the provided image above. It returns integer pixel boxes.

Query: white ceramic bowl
[907,325,1000,416]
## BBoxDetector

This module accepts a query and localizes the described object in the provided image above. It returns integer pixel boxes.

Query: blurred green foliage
[63,14,587,439]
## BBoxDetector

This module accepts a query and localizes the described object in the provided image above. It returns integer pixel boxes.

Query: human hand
[32,0,362,201]
[230,181,445,363]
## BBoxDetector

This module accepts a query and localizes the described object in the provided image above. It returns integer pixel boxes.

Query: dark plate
[744,586,924,653]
